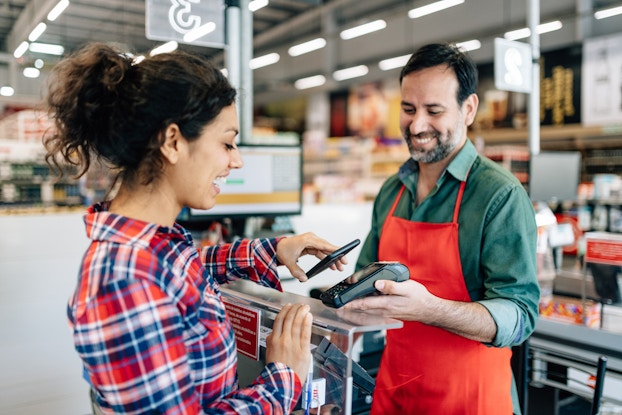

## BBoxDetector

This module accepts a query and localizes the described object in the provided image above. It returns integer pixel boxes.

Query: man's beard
[405,123,463,164]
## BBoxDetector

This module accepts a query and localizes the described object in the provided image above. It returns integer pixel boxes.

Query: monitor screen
[187,144,302,219]
[529,151,582,203]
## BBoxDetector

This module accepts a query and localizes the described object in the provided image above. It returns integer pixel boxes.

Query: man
[343,43,540,414]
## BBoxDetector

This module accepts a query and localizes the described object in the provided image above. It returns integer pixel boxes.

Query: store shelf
[475,124,622,150]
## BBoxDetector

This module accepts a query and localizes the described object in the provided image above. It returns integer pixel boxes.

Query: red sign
[223,300,261,361]
[585,238,622,266]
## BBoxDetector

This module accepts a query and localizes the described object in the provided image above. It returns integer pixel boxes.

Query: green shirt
[356,139,540,348]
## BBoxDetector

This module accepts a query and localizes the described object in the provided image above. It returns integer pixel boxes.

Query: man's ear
[160,123,183,164]
[463,93,479,127]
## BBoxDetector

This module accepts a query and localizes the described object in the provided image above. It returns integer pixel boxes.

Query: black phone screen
[305,238,360,279]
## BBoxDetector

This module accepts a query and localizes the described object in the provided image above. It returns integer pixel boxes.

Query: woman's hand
[276,233,347,282]
[265,303,313,382]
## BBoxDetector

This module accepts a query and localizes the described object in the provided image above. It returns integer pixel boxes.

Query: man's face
[399,65,477,164]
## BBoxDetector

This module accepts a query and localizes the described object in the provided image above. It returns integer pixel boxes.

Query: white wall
[0,212,91,415]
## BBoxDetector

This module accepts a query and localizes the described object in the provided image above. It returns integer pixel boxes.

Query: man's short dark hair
[399,43,479,106]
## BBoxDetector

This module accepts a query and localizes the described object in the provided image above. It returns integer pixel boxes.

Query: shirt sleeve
[476,184,541,348]
[201,237,283,291]
[79,278,301,415]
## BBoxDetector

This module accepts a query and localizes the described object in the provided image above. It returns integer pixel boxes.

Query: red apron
[371,183,513,415]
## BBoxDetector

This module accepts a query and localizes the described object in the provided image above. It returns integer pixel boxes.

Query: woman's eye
[225,143,236,150]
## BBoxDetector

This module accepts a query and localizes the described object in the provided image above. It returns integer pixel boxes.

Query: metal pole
[240,0,253,144]
[528,0,540,156]
[225,1,241,143]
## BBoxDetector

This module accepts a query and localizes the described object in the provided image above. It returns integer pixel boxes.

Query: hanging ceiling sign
[494,37,533,94]
[146,0,225,48]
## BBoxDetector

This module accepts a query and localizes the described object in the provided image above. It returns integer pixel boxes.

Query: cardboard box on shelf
[539,295,601,328]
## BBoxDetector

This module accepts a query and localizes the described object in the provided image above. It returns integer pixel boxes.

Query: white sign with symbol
[494,37,533,94]
[146,0,225,48]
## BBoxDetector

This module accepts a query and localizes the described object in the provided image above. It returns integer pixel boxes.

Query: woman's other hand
[265,303,313,382]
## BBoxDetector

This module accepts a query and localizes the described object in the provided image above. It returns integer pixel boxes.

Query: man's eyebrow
[400,100,445,108]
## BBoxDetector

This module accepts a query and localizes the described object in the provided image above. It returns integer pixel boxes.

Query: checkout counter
[220,279,403,415]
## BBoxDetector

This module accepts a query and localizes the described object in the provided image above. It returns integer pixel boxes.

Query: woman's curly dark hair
[44,42,236,187]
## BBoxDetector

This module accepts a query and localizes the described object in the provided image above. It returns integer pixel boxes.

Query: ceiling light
[23,68,41,78]
[537,20,563,34]
[29,42,64,55]
[340,20,387,40]
[250,52,280,69]
[408,0,465,19]
[183,22,216,42]
[150,41,178,56]
[456,39,481,52]
[504,20,562,40]
[295,75,326,90]
[47,0,70,21]
[288,38,327,57]
[13,41,29,58]
[29,22,47,42]
[333,65,369,81]
[594,4,622,19]
[378,54,410,71]
[34,59,44,69]
[249,0,269,12]
[0,86,15,97]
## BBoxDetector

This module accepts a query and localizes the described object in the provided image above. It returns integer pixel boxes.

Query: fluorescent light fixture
[340,19,386,40]
[456,39,481,52]
[29,42,64,55]
[47,0,70,21]
[408,0,464,19]
[14,41,29,58]
[295,75,326,90]
[150,41,178,56]
[249,0,268,12]
[333,65,369,81]
[537,20,563,34]
[0,86,15,97]
[504,28,530,41]
[504,20,562,41]
[249,52,280,69]
[288,38,326,57]
[23,67,41,78]
[29,22,47,42]
[378,54,410,71]
[595,4,622,19]
[183,22,216,42]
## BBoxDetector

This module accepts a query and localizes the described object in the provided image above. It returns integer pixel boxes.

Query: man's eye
[225,143,236,150]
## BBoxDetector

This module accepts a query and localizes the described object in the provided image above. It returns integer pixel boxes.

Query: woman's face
[176,104,243,211]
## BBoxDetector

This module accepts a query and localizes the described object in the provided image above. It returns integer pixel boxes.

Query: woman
[44,43,345,415]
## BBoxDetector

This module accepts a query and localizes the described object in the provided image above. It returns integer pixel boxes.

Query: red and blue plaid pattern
[67,202,300,414]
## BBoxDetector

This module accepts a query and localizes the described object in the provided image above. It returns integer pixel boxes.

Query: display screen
[187,144,302,219]
[529,151,581,203]
[342,263,384,285]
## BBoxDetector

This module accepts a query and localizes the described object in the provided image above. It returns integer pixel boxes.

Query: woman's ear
[160,124,183,164]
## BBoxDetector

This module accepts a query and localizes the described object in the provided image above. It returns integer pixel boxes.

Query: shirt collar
[84,201,191,248]
[398,138,478,183]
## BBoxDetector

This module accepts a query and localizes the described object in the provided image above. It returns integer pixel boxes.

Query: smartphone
[305,238,361,279]
[320,261,409,308]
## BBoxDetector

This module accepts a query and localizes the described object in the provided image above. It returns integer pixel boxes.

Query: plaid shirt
[67,202,301,414]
